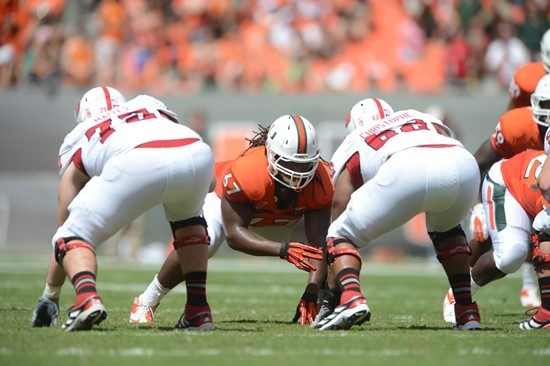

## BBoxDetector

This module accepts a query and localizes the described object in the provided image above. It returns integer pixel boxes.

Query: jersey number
[85,108,157,143]
[364,119,443,150]
[223,173,242,195]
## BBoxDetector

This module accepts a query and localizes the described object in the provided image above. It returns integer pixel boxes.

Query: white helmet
[74,86,126,124]
[345,98,394,134]
[265,114,320,191]
[531,74,550,127]
[541,29,550,73]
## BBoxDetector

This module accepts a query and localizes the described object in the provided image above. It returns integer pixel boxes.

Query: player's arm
[221,196,282,256]
[221,196,322,271]
[57,162,90,224]
[292,207,331,325]
[332,168,356,221]
[32,162,90,328]
[473,139,501,180]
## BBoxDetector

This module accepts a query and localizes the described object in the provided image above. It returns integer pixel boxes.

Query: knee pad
[326,237,362,266]
[54,236,95,266]
[429,225,471,262]
[531,230,550,267]
[170,216,208,237]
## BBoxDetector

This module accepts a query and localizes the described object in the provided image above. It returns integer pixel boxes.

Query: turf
[0,252,548,366]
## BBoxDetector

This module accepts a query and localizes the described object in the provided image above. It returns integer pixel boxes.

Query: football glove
[279,241,324,272]
[293,291,319,325]
[31,296,60,327]
[469,203,488,242]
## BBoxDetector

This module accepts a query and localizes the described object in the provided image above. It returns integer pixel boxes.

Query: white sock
[139,275,170,307]
[42,283,62,299]
[471,277,481,297]
[521,262,537,290]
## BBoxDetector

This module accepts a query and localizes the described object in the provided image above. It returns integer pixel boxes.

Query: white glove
[469,203,488,242]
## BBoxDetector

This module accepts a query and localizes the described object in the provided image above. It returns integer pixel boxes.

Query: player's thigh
[425,147,479,232]
[486,184,531,273]
[328,154,427,247]
[55,152,166,246]
[163,142,214,222]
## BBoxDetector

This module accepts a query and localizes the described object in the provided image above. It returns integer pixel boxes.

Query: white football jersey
[330,109,462,184]
[58,95,200,177]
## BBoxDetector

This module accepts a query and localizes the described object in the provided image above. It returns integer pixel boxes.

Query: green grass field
[0,252,548,366]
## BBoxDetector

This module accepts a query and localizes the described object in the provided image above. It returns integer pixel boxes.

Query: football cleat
[519,307,550,330]
[454,302,482,330]
[520,288,541,308]
[62,295,107,332]
[311,290,340,328]
[316,296,371,330]
[175,306,215,331]
[31,297,60,327]
[129,297,157,324]
[442,288,456,323]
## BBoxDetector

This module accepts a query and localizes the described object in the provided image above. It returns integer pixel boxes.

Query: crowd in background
[0,0,549,95]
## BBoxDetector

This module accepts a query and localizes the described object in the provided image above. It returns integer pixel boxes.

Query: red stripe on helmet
[372,98,385,119]
[102,87,112,110]
[291,114,307,154]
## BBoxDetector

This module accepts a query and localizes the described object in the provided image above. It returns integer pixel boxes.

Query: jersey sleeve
[221,148,269,204]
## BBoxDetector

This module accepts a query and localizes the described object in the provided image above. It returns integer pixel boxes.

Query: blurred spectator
[484,21,530,88]
[0,0,549,94]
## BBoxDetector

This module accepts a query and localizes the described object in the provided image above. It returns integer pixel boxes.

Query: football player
[313,98,481,330]
[521,142,550,329]
[443,150,549,324]
[466,74,550,309]
[129,114,332,326]
[508,28,550,109]
[31,87,216,331]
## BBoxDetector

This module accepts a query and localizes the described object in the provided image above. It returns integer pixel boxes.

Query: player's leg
[57,150,171,331]
[520,210,550,330]
[162,141,215,331]
[316,152,427,330]
[426,146,481,330]
[130,192,224,323]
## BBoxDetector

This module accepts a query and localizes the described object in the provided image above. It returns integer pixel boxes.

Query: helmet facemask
[267,150,319,191]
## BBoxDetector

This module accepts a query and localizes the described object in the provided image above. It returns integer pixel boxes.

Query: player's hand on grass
[293,291,319,325]
[279,241,323,272]
[31,296,59,327]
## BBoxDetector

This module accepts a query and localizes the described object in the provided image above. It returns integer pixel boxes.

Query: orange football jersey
[500,150,549,219]
[490,107,543,158]
[509,62,546,108]
[214,146,334,228]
